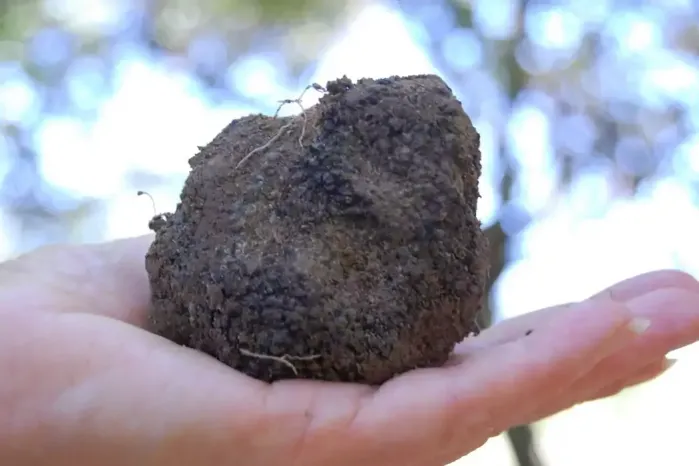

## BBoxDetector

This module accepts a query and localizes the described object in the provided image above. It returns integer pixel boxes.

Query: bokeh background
[1,0,698,464]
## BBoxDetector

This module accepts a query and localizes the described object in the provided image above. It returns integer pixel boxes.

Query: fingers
[293,273,699,465]
[460,269,699,352]
[588,358,673,402]
[527,357,672,424]
[0,235,154,326]
[454,300,646,430]
[601,288,699,362]
[523,287,699,422]
[590,270,699,301]
[501,286,699,425]
[345,296,642,463]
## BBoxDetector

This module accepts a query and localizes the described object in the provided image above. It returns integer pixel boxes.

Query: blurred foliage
[0,0,359,251]
[1,0,699,462]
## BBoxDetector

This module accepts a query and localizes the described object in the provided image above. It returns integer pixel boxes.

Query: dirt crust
[144,74,489,384]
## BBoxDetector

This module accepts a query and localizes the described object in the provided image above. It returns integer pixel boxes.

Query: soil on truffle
[144,74,489,385]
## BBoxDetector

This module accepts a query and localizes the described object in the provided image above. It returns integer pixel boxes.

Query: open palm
[2,235,698,466]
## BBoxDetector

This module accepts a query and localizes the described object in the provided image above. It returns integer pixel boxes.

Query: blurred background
[1,0,698,464]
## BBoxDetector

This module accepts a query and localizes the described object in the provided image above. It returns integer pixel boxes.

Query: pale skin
[1,235,699,466]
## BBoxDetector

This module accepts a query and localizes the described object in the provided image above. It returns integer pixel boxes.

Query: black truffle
[144,74,489,385]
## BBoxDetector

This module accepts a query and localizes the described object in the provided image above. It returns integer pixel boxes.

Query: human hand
[1,235,698,466]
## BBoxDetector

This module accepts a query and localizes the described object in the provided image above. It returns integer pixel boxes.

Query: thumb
[0,235,154,326]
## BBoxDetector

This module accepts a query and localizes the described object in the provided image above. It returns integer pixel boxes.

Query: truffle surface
[145,74,489,384]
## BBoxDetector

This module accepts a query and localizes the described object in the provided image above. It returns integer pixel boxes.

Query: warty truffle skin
[144,74,490,385]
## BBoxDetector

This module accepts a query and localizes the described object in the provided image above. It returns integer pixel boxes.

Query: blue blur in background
[0,0,698,464]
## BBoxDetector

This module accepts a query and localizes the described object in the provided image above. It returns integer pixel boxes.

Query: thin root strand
[239,348,321,376]
[297,106,308,148]
[236,83,326,171]
[235,120,295,170]
[137,190,157,217]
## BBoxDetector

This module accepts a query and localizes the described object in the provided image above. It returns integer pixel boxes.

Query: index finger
[465,269,699,350]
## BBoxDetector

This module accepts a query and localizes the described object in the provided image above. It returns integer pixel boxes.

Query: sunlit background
[1,0,698,464]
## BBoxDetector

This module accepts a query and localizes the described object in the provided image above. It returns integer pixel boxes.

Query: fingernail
[628,317,652,335]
